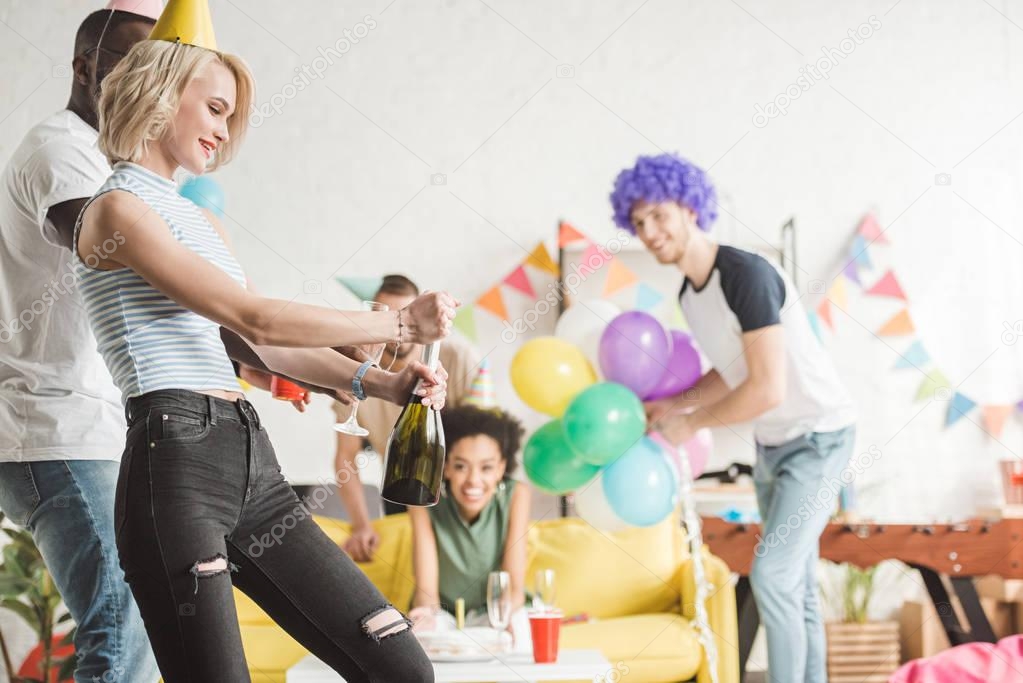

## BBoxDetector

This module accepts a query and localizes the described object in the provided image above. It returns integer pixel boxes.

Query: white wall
[4,0,1023,518]
[4,0,1023,669]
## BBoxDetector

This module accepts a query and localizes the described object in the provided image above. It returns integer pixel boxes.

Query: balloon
[650,428,712,481]
[179,175,226,217]
[598,312,672,397]
[554,300,621,375]
[523,421,600,494]
[573,473,629,532]
[644,330,702,401]
[562,382,646,466]
[682,429,712,479]
[510,337,596,417]
[602,436,679,527]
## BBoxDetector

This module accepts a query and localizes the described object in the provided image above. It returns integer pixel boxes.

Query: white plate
[417,627,506,663]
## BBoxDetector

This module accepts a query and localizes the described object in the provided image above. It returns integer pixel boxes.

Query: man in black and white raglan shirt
[609,153,856,683]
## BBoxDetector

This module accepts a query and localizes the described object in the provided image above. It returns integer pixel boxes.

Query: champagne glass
[487,571,512,652]
[333,301,389,437]
[533,569,556,612]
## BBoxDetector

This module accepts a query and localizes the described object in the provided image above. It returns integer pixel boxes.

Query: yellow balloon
[510,337,597,417]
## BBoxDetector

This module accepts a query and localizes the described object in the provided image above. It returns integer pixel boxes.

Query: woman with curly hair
[611,153,856,683]
[72,5,452,679]
[407,405,532,650]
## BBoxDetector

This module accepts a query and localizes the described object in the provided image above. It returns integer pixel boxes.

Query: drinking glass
[333,301,389,436]
[533,568,556,612]
[487,571,512,651]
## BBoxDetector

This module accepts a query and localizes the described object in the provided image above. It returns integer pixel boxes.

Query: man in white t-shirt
[610,154,856,683]
[0,8,159,682]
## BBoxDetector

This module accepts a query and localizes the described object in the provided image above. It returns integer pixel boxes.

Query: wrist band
[352,360,374,401]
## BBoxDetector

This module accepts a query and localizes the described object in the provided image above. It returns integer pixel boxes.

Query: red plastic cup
[270,376,307,401]
[528,610,562,663]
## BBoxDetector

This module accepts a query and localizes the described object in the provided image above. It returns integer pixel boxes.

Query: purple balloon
[644,330,702,400]
[598,312,672,397]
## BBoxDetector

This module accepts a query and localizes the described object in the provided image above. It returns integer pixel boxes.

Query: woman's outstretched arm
[78,189,456,348]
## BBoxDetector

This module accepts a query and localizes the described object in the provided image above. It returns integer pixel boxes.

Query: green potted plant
[0,514,75,683]
[824,562,900,683]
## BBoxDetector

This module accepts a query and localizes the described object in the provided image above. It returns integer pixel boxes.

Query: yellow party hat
[148,0,217,51]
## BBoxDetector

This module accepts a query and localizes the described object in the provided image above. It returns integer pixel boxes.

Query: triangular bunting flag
[914,369,950,402]
[558,221,587,248]
[807,311,823,341]
[982,405,1013,439]
[334,275,383,302]
[603,259,638,296]
[503,265,535,298]
[581,242,612,269]
[857,214,888,244]
[476,286,509,322]
[463,357,495,408]
[452,304,478,342]
[843,260,862,287]
[525,242,559,276]
[894,341,930,369]
[866,271,907,301]
[878,309,914,336]
[946,392,977,427]
[817,299,834,330]
[635,283,664,311]
[828,276,848,309]
[852,235,873,269]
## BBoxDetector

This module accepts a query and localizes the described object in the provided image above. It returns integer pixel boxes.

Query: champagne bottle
[380,341,446,507]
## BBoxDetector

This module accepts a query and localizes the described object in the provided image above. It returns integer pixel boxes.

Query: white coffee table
[286,649,612,683]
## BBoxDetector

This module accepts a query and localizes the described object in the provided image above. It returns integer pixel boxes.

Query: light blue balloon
[179,175,225,217]
[602,436,679,527]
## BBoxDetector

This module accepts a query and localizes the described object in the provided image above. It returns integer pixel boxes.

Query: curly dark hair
[442,405,524,479]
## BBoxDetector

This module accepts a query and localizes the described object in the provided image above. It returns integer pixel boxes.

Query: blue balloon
[179,175,225,217]
[602,436,679,526]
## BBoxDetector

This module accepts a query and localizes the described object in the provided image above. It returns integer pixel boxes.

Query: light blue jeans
[0,460,158,683]
[750,426,856,683]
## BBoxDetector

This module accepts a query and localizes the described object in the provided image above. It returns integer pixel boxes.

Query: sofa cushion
[527,516,684,619]
[234,514,415,627]
[238,622,305,682]
[561,613,702,682]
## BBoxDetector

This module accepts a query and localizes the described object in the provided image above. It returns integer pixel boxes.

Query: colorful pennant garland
[825,212,1021,436]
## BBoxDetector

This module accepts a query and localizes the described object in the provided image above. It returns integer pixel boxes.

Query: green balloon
[562,382,647,466]
[523,421,601,494]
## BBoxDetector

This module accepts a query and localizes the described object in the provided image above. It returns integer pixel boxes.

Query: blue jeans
[0,460,158,683]
[750,426,856,683]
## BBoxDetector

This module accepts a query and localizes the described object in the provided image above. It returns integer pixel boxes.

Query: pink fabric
[890,635,1023,682]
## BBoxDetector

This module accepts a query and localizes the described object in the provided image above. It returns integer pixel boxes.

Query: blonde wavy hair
[98,40,255,171]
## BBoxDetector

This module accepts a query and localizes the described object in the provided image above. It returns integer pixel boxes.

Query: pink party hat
[463,358,495,408]
[105,0,164,20]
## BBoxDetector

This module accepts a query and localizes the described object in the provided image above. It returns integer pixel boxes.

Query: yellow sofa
[234,513,739,683]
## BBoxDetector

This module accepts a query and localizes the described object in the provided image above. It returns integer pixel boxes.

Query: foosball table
[699,514,1023,677]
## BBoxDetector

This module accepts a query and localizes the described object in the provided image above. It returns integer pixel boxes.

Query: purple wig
[610,153,718,232]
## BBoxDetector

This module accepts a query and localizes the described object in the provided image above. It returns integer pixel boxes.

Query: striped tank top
[73,162,246,403]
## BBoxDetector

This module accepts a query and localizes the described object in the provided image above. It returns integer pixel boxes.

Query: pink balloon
[682,429,712,479]
[644,330,702,401]
[649,429,712,480]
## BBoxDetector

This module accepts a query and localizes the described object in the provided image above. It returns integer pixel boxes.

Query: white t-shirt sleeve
[22,138,110,247]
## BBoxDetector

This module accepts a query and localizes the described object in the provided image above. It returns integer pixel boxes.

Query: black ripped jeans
[116,389,434,683]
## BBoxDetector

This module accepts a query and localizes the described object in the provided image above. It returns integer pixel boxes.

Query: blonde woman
[74,38,450,682]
